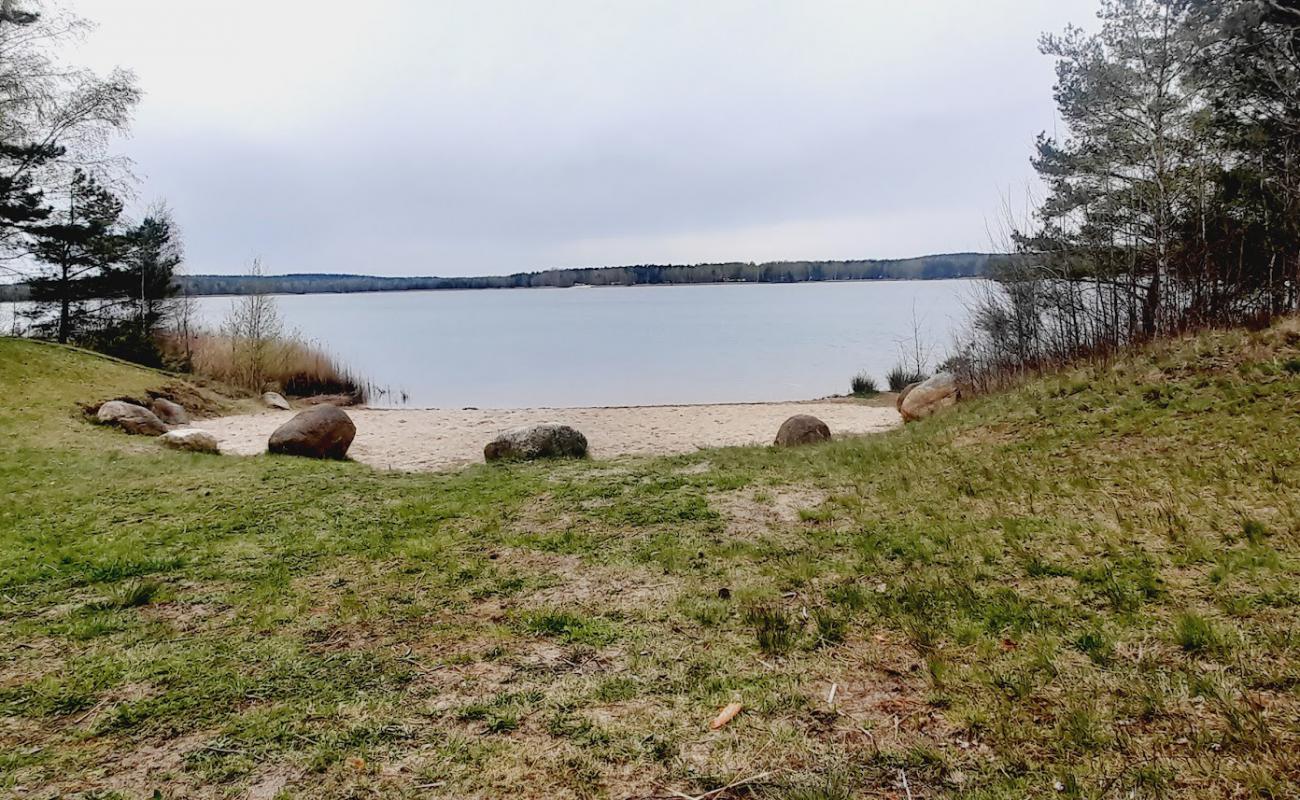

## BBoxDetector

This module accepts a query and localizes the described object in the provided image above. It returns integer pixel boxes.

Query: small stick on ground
[670,771,773,800]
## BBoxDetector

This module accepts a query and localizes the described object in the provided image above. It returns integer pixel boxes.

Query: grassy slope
[1,328,1298,799]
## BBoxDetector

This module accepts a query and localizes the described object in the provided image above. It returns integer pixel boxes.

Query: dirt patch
[948,424,1019,449]
[246,765,301,800]
[140,601,223,633]
[510,494,576,535]
[673,461,713,476]
[149,379,236,419]
[494,548,680,612]
[26,731,217,800]
[709,484,831,538]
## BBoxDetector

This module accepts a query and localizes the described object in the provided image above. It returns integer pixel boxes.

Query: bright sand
[194,400,899,472]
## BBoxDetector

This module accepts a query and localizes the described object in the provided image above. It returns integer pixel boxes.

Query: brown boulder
[899,372,959,422]
[267,406,356,459]
[96,400,169,436]
[774,414,831,447]
[895,381,921,413]
[150,397,190,425]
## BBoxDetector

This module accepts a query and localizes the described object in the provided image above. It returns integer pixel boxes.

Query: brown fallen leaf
[710,702,743,730]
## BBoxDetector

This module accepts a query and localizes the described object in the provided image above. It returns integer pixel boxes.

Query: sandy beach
[193,400,899,472]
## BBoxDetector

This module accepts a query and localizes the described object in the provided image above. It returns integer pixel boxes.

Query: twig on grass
[669,771,774,800]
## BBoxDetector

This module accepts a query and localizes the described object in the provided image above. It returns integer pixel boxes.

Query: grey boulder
[96,400,169,436]
[774,414,831,447]
[484,424,588,462]
[899,372,959,422]
[150,397,190,425]
[159,428,219,454]
[267,405,356,459]
[262,391,291,410]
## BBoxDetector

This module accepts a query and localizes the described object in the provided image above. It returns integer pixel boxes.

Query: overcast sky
[74,1,1097,277]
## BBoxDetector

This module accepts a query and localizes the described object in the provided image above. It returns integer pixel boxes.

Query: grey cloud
[79,0,1098,275]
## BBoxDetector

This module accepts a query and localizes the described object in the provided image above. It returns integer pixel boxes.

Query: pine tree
[121,209,182,336]
[25,169,126,343]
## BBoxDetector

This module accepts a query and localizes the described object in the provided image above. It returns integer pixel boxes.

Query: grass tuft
[1174,612,1222,654]
[886,364,928,391]
[92,579,163,610]
[850,372,879,397]
[744,604,798,654]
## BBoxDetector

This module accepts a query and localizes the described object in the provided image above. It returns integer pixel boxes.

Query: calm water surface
[189,280,978,407]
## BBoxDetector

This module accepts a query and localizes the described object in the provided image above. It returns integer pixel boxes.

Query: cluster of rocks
[95,398,220,454]
[95,392,360,461]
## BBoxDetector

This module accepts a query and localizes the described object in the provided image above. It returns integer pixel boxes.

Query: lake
[191,279,979,408]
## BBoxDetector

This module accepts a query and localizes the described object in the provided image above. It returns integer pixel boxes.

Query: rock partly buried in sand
[267,406,355,459]
[96,400,169,436]
[159,428,219,454]
[262,391,291,410]
[899,372,959,422]
[150,397,190,425]
[484,424,588,462]
[773,414,832,447]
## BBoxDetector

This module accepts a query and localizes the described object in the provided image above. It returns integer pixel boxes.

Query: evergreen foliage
[961,0,1300,389]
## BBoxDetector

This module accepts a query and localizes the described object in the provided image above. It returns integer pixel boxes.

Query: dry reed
[160,331,368,401]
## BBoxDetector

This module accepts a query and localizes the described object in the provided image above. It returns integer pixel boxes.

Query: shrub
[849,372,878,397]
[886,364,928,392]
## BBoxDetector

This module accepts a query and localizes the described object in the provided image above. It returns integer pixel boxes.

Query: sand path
[193,400,899,472]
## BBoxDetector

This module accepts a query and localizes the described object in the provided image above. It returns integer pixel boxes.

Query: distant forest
[0,253,996,300]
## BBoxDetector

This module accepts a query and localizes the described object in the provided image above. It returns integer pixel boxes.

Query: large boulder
[159,428,219,454]
[899,372,959,422]
[774,414,831,447]
[267,406,356,459]
[895,381,921,413]
[484,424,588,462]
[262,391,291,410]
[96,400,169,436]
[150,397,190,425]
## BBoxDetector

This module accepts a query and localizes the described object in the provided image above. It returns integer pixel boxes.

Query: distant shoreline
[0,252,1003,301]
[178,274,987,301]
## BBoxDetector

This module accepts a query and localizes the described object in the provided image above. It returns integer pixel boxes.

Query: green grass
[2,323,1300,798]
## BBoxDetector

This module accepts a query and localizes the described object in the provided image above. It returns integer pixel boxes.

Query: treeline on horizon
[89,252,997,298]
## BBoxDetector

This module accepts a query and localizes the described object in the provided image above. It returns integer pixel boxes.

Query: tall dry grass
[160,331,368,401]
